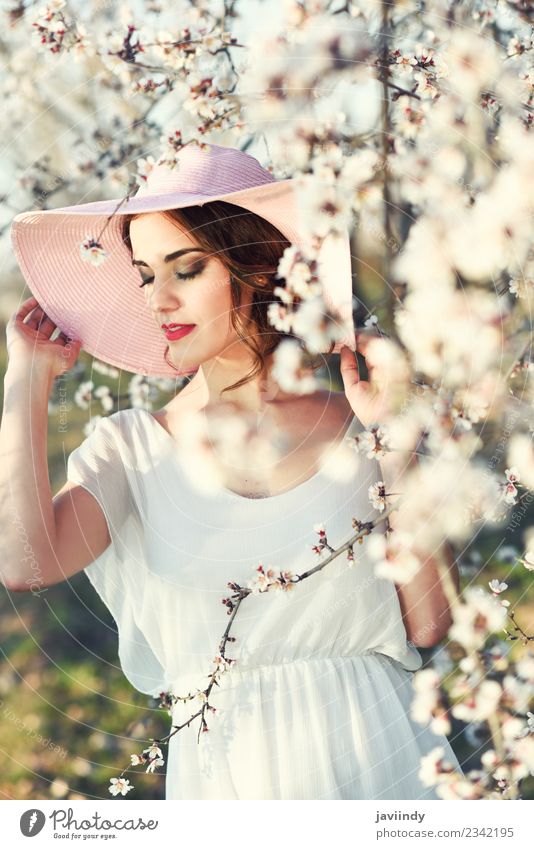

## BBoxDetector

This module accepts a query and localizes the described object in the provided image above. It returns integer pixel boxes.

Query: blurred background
[0,0,533,801]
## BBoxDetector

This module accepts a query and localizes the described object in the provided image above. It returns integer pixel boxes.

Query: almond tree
[1,0,533,799]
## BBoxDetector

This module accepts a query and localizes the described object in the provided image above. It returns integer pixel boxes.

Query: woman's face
[129,212,253,370]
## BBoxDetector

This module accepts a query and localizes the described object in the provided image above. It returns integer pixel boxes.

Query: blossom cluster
[267,241,353,356]
[245,564,297,595]
[348,425,391,460]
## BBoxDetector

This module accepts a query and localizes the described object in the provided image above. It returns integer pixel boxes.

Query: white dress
[67,407,463,800]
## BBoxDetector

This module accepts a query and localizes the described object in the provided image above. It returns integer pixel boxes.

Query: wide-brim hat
[10,142,355,378]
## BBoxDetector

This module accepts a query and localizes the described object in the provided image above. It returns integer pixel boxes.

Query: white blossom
[449,587,508,651]
[79,236,107,266]
[488,579,508,595]
[509,735,534,779]
[291,293,349,354]
[364,314,378,328]
[516,653,534,684]
[368,481,386,512]
[366,530,422,584]
[395,287,505,388]
[94,385,114,412]
[508,434,534,490]
[451,679,502,722]
[294,174,353,238]
[271,339,318,395]
[320,437,360,486]
[92,360,120,379]
[74,380,93,410]
[135,155,157,186]
[83,416,102,437]
[442,29,500,99]
[418,746,456,787]
[410,668,441,724]
[502,675,532,714]
[108,777,134,796]
[348,425,390,460]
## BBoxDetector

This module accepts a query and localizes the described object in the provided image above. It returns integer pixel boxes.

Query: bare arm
[338,341,460,647]
[379,452,460,649]
[0,298,111,592]
[394,540,460,648]
[0,364,112,592]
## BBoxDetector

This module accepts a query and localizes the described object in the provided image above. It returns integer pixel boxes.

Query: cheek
[189,271,233,316]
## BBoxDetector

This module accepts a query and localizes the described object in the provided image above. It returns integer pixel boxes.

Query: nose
[146,273,182,316]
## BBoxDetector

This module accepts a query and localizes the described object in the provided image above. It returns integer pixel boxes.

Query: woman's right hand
[5,296,82,380]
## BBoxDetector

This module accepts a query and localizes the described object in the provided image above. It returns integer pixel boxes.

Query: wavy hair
[121,200,330,396]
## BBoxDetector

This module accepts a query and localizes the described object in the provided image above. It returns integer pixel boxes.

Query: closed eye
[138,263,206,288]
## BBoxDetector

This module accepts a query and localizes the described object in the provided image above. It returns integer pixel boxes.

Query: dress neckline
[134,406,360,503]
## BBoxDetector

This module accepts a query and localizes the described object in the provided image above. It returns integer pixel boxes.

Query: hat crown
[136,143,276,198]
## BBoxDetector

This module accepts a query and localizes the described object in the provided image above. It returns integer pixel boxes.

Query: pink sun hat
[10,142,355,378]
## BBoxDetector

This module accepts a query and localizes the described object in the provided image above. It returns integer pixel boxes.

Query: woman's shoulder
[89,407,139,433]
[82,408,146,451]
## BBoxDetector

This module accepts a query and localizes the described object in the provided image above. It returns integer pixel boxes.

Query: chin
[168,354,198,371]
[169,347,211,371]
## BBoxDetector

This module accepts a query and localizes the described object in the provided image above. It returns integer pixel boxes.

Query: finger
[355,334,374,381]
[23,306,46,327]
[355,332,372,353]
[339,345,360,390]
[37,316,58,337]
[25,310,58,340]
[28,307,55,329]
[15,297,41,322]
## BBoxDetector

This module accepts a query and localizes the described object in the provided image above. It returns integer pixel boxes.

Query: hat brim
[11,180,355,378]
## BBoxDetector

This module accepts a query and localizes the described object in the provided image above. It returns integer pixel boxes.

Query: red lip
[163,324,196,341]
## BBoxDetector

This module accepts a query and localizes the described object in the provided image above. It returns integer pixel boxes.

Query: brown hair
[121,201,331,396]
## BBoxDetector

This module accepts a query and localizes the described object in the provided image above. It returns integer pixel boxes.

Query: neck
[180,347,302,415]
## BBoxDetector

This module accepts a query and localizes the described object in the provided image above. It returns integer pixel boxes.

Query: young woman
[2,143,463,799]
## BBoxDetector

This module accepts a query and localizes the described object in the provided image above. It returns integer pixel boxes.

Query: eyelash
[138,265,205,288]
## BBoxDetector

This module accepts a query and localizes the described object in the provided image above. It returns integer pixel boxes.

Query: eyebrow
[131,248,207,267]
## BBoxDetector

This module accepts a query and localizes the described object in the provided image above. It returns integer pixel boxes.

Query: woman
[2,143,463,799]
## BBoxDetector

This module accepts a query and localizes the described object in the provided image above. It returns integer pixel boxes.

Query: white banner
[3,799,533,849]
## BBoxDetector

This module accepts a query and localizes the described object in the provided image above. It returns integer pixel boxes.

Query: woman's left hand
[339,335,395,431]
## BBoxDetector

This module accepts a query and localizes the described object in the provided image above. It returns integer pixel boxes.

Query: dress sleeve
[66,412,168,697]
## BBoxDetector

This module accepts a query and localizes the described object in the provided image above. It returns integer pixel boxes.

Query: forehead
[128,212,199,257]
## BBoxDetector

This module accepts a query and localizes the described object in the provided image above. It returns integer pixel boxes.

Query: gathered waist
[168,650,401,691]
[228,650,382,674]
